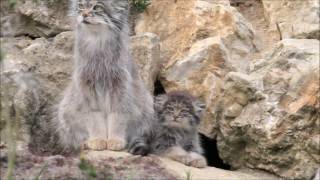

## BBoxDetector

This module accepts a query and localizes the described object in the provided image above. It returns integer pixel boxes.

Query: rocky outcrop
[1,0,319,179]
[217,39,320,180]
[135,0,257,72]
[262,0,320,39]
[0,146,279,180]
[0,0,72,38]
[135,0,258,138]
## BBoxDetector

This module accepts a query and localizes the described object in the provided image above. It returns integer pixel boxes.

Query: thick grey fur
[56,0,154,154]
[151,92,205,155]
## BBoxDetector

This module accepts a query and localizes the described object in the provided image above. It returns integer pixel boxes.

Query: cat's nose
[82,9,91,17]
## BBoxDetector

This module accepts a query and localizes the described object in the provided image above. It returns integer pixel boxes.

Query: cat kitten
[151,91,207,168]
[56,0,154,155]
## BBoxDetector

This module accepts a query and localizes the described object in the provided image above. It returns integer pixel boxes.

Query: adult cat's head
[71,0,128,32]
[154,91,206,130]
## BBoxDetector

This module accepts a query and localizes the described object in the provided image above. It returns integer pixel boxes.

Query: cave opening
[153,78,166,95]
[200,134,231,170]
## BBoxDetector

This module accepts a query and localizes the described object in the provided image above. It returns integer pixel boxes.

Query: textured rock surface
[135,0,257,72]
[161,37,235,137]
[0,146,278,180]
[130,33,161,92]
[136,0,258,138]
[217,39,320,180]
[262,0,320,39]
[0,0,72,38]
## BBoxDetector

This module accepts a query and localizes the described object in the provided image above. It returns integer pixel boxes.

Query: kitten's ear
[192,100,206,119]
[154,94,168,110]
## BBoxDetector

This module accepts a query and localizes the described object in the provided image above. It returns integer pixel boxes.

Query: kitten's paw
[107,138,126,151]
[189,155,207,168]
[82,138,108,151]
[173,155,192,166]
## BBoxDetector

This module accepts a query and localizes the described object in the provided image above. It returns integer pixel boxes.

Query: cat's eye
[78,3,85,10]
[93,5,104,12]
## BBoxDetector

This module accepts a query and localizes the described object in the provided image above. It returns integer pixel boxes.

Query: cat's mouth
[82,19,90,24]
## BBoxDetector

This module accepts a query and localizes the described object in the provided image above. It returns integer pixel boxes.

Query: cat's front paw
[173,155,192,166]
[107,138,126,151]
[82,138,108,151]
[189,153,207,168]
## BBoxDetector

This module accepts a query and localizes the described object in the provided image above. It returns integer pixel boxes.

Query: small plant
[34,162,48,180]
[9,0,17,9]
[129,0,150,13]
[185,170,193,180]
[78,157,97,179]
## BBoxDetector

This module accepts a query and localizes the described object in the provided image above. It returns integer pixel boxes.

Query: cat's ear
[111,0,129,10]
[154,94,168,110]
[192,100,206,119]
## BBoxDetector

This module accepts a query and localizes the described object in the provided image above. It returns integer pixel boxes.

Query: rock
[262,0,320,39]
[0,147,279,180]
[161,37,234,137]
[135,0,257,72]
[130,33,161,92]
[135,0,258,137]
[0,32,75,153]
[1,0,72,38]
[217,39,320,180]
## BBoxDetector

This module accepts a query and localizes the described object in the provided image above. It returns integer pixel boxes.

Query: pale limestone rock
[85,150,278,180]
[135,0,257,72]
[161,37,234,137]
[262,0,320,39]
[130,33,161,92]
[217,39,320,180]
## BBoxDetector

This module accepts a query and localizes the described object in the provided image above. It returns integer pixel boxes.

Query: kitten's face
[155,94,206,130]
[75,0,127,31]
[160,101,197,130]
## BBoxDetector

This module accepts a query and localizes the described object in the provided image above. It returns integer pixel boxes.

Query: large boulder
[217,39,320,180]
[135,0,257,72]
[262,0,320,39]
[135,0,258,138]
[161,37,236,137]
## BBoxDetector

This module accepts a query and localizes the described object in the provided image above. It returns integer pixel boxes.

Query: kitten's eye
[78,3,85,10]
[165,107,174,112]
[93,5,104,12]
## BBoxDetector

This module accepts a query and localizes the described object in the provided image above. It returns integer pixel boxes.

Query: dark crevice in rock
[200,134,231,170]
[153,78,166,96]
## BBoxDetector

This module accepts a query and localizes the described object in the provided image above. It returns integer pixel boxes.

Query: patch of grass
[78,157,97,179]
[9,0,17,9]
[129,0,150,13]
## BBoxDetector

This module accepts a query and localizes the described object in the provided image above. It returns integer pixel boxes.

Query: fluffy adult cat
[57,0,154,155]
[151,92,207,168]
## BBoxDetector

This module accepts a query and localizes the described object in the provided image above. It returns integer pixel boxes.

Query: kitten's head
[154,91,206,130]
[71,0,128,31]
